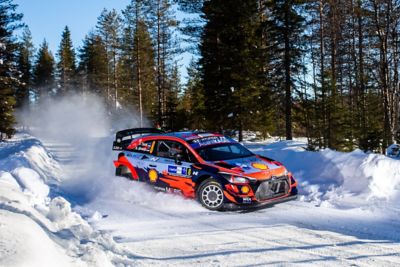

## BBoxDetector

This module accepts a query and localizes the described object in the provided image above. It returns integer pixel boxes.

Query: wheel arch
[115,163,133,179]
[194,175,211,191]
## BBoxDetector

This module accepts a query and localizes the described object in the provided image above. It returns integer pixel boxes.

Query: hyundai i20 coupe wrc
[112,128,298,210]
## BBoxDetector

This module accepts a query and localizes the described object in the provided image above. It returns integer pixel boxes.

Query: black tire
[197,178,225,211]
[116,165,133,180]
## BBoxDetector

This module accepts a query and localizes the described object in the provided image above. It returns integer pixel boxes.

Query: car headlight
[220,172,249,184]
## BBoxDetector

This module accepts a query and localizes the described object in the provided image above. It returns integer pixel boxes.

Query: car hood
[211,155,287,180]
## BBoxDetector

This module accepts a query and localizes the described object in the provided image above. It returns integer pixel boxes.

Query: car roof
[148,131,236,149]
[166,131,223,140]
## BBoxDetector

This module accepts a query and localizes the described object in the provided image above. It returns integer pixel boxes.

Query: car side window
[132,140,155,154]
[155,140,196,162]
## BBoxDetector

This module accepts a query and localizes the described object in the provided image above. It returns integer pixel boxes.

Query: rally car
[112,128,297,210]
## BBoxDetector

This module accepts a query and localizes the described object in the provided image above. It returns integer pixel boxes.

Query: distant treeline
[0,0,399,152]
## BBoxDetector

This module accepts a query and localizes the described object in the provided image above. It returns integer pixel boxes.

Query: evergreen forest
[1,0,400,153]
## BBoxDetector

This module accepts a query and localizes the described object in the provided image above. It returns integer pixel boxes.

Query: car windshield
[196,143,253,161]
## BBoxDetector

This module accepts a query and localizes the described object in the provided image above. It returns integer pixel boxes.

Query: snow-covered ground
[1,131,400,267]
[0,95,398,266]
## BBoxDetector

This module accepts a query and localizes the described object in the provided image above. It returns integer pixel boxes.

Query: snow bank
[0,210,78,267]
[0,134,62,182]
[12,167,50,200]
[247,140,400,210]
[0,134,137,266]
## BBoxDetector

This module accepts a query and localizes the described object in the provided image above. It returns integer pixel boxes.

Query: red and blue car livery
[112,128,297,210]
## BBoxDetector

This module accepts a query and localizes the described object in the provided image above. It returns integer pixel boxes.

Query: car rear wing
[112,128,164,151]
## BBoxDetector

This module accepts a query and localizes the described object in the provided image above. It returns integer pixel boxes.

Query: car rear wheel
[197,179,225,210]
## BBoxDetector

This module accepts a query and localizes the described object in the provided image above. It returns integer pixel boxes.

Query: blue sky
[14,0,193,82]
[14,0,130,53]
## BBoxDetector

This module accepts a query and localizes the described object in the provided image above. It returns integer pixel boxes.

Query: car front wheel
[197,178,225,210]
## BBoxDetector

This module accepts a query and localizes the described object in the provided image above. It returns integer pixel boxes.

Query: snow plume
[15,93,198,214]
[18,93,110,140]
[15,93,147,204]
[17,93,149,140]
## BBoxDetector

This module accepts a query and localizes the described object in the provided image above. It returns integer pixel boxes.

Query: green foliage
[200,0,265,140]
[96,8,122,110]
[7,0,397,154]
[33,40,55,99]
[265,0,306,140]
[120,1,157,124]
[0,0,23,139]
[165,65,180,130]
[178,59,206,130]
[78,33,108,96]
[147,0,179,127]
[15,26,34,108]
[57,26,76,94]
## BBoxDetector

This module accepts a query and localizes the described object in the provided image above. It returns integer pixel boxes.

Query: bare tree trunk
[284,3,292,140]
[135,4,143,127]
[357,0,367,145]
[319,0,327,147]
[156,0,163,127]
[372,0,392,147]
[328,0,338,148]
[113,50,118,111]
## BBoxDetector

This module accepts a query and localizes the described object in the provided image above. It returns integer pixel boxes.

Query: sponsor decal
[154,186,166,192]
[252,163,269,170]
[168,165,177,173]
[150,141,156,154]
[135,140,153,153]
[166,187,182,194]
[168,165,192,177]
[241,185,250,194]
[190,136,232,148]
[235,163,251,170]
[242,197,252,203]
[148,169,158,182]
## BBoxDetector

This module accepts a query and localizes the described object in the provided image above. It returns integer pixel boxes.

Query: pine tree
[0,0,23,139]
[265,0,306,140]
[148,0,179,127]
[180,58,206,130]
[33,40,55,100]
[200,0,263,140]
[121,0,157,125]
[165,64,180,130]
[57,26,76,95]
[16,26,34,108]
[135,21,158,123]
[177,0,205,49]
[96,9,122,111]
[304,0,389,152]
[78,33,108,96]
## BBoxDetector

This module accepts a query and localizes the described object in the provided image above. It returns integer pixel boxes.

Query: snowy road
[85,195,400,266]
[43,135,400,266]
[1,133,399,266]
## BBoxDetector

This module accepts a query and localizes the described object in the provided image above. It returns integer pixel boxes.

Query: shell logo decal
[252,163,269,170]
[148,169,158,183]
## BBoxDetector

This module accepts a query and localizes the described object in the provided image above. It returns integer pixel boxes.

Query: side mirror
[174,153,183,165]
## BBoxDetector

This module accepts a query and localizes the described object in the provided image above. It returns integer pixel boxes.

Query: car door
[128,139,157,182]
[151,139,196,196]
